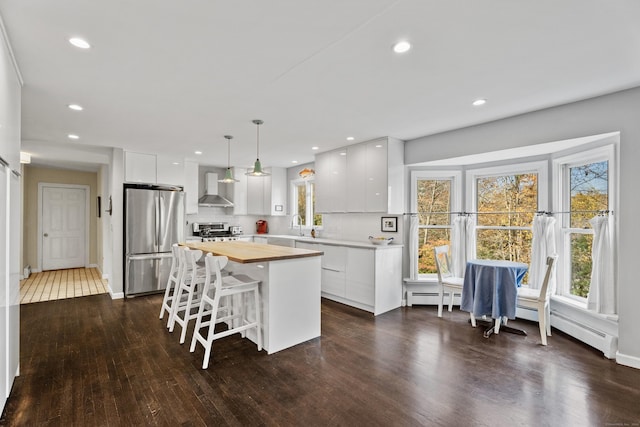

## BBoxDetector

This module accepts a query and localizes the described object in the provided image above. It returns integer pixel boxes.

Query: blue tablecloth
[460,259,529,320]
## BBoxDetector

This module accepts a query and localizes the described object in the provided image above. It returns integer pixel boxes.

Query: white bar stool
[190,254,262,369]
[159,244,182,322]
[168,247,206,344]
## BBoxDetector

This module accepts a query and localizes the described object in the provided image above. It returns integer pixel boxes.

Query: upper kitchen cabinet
[246,167,286,216]
[316,137,404,214]
[315,148,347,213]
[0,33,21,168]
[124,151,186,187]
[124,151,156,184]
[184,160,198,214]
[156,154,186,186]
[231,167,248,215]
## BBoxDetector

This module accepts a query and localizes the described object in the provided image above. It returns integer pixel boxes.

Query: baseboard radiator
[549,310,617,359]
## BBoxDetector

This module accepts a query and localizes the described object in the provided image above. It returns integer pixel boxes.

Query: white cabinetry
[231,167,248,215]
[124,152,187,187]
[296,240,402,315]
[316,137,404,214]
[1,28,21,414]
[346,248,375,306]
[157,154,185,186]
[244,167,286,216]
[315,149,347,213]
[184,161,199,214]
[125,151,156,184]
[320,244,347,297]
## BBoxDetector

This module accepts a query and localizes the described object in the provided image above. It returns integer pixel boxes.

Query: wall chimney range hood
[198,173,234,207]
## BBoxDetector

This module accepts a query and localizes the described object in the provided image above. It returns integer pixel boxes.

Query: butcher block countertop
[181,241,324,264]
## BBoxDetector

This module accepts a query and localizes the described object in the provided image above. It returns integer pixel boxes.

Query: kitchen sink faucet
[291,214,304,236]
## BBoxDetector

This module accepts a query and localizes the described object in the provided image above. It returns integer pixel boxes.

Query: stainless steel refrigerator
[124,184,184,297]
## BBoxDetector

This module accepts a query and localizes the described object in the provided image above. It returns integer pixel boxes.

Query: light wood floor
[19,268,108,304]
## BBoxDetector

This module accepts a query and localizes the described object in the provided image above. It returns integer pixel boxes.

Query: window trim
[290,177,321,229]
[466,160,549,215]
[410,169,462,278]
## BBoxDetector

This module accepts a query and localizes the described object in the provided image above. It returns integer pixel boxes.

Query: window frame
[466,160,548,263]
[290,177,321,229]
[410,169,462,279]
[553,145,616,303]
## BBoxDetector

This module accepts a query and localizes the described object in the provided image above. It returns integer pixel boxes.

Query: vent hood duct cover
[198,173,234,207]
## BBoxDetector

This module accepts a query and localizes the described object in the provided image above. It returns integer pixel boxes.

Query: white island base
[226,256,321,354]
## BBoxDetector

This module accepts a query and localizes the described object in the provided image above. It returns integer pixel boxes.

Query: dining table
[460,259,529,337]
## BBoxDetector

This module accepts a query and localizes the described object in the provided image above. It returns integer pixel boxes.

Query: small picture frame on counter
[381,216,397,232]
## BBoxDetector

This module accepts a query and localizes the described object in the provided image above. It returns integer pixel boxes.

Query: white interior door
[41,186,87,271]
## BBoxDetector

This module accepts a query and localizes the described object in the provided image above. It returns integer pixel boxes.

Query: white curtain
[450,215,476,277]
[450,216,466,277]
[529,215,557,290]
[465,215,477,266]
[409,214,419,280]
[587,215,616,314]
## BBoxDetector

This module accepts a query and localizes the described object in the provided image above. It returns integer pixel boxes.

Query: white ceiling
[2,0,640,170]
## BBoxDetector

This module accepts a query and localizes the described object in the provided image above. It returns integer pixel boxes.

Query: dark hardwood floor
[2,294,639,426]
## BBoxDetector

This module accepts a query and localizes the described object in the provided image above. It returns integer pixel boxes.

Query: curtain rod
[403,210,613,216]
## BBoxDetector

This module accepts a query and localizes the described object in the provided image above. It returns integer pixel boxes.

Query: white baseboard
[615,351,640,370]
[108,285,124,300]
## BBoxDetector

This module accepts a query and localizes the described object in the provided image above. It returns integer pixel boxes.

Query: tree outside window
[293,180,321,227]
[475,173,537,267]
[566,160,608,298]
[416,179,451,274]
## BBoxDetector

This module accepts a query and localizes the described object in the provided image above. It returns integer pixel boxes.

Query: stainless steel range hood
[198,173,234,207]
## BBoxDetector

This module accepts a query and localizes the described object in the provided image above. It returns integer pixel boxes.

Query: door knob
[44,233,49,237]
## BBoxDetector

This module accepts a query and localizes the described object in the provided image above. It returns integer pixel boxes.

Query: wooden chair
[190,254,262,369]
[516,255,557,345]
[433,245,467,320]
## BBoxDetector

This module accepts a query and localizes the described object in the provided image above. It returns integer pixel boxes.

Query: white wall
[404,86,640,369]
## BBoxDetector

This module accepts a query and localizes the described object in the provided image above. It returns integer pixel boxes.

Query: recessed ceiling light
[346,137,354,141]
[340,152,347,156]
[472,98,487,106]
[392,40,411,54]
[311,146,319,151]
[291,160,298,164]
[194,151,203,155]
[69,38,91,49]
[68,104,83,111]
[68,134,79,139]
[172,162,180,165]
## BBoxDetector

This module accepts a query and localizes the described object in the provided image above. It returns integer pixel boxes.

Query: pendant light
[218,135,239,183]
[246,119,270,176]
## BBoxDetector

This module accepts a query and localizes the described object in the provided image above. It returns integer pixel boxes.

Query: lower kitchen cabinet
[295,241,402,315]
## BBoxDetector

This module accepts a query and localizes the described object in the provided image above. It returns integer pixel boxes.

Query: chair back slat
[537,255,557,300]
[434,245,453,280]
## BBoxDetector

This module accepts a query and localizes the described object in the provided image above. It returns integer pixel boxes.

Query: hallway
[19,268,108,304]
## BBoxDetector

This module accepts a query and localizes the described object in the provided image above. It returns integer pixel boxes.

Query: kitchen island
[182,241,323,354]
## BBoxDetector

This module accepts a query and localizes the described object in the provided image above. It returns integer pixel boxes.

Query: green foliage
[570,234,593,298]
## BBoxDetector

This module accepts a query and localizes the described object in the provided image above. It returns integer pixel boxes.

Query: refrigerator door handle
[155,193,161,252]
[127,253,173,262]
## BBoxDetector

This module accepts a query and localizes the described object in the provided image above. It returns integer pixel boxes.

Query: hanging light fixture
[246,119,270,176]
[218,135,239,183]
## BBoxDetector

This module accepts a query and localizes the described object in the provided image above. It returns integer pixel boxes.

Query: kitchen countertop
[181,240,324,264]
[248,234,403,249]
